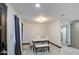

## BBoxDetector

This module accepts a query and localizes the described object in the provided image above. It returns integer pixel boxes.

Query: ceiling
[12,3,79,23]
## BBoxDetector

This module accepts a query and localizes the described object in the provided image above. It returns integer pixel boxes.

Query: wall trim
[22,43,30,45]
[22,42,61,48]
[49,41,61,48]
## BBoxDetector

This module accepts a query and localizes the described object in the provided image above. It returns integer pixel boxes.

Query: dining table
[32,38,49,52]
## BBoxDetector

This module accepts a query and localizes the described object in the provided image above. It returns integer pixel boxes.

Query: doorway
[61,26,68,46]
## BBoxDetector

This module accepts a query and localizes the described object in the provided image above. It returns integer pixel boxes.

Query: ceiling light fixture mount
[36,16,47,23]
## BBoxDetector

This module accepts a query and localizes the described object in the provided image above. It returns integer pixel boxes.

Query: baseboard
[22,43,30,45]
[49,41,61,48]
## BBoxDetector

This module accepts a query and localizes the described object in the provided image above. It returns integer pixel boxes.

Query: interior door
[71,21,79,49]
[14,15,21,55]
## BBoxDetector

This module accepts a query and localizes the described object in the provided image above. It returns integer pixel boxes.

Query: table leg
[33,42,34,52]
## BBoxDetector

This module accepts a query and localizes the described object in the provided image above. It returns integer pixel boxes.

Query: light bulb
[35,3,40,8]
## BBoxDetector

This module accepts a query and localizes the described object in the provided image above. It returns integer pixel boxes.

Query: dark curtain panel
[14,15,21,55]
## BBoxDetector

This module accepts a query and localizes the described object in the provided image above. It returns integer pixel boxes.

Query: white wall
[6,3,22,55]
[19,20,23,54]
[23,18,61,47]
[48,19,61,47]
[23,22,49,43]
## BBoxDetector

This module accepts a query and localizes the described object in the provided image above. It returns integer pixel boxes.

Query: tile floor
[22,44,79,55]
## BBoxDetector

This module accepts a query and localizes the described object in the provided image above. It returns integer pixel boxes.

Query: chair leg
[36,48,37,54]
[33,45,35,52]
[48,47,49,52]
